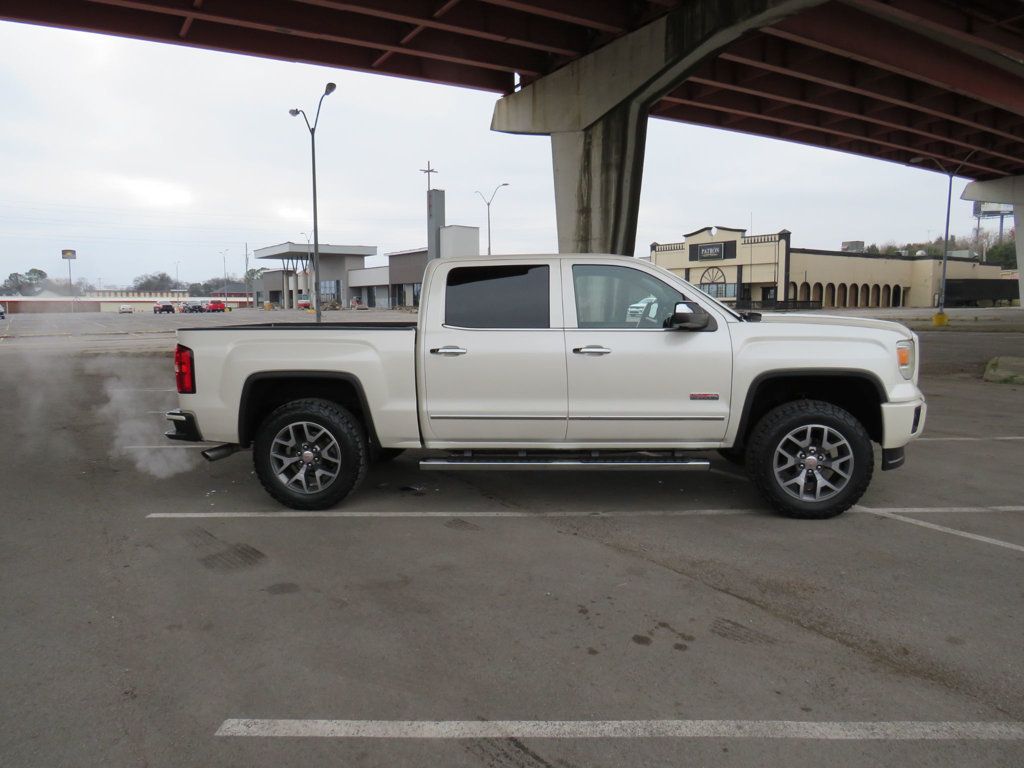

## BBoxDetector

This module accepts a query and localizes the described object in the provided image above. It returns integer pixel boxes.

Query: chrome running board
[420,457,710,472]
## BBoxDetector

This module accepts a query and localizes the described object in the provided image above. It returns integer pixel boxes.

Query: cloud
[105,174,194,209]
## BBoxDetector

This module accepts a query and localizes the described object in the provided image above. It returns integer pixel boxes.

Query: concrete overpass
[3,0,1023,294]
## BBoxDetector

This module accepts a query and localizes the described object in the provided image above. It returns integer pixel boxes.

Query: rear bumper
[880,398,926,450]
[165,409,203,442]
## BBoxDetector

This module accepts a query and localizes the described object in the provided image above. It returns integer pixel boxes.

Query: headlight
[896,340,915,380]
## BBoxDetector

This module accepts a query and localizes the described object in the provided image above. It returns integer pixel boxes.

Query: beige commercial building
[651,226,1008,309]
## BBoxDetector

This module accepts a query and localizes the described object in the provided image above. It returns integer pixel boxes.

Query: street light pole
[290,82,336,323]
[475,182,509,256]
[910,151,975,326]
[219,248,229,298]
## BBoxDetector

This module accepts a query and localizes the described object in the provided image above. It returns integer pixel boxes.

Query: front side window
[445,265,550,328]
[573,264,684,329]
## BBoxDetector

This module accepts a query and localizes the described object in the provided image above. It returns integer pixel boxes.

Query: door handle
[430,346,467,356]
[572,345,612,355]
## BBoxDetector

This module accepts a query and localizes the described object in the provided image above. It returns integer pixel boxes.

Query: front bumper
[165,409,202,442]
[880,398,926,450]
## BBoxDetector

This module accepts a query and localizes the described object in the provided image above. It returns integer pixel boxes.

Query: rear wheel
[746,399,873,519]
[253,398,368,510]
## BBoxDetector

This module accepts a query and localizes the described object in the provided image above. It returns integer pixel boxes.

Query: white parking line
[857,505,1024,514]
[215,718,1024,740]
[916,436,1024,442]
[148,506,1024,520]
[147,508,763,519]
[859,508,1024,554]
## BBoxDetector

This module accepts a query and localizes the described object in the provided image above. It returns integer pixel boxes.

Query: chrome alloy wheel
[269,421,342,494]
[773,423,854,502]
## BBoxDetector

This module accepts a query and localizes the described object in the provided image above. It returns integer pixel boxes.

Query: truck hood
[754,312,913,338]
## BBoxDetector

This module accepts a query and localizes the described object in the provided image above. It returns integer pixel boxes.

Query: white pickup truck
[166,254,926,519]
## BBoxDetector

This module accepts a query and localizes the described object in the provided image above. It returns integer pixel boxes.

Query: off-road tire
[253,398,368,510]
[745,399,873,519]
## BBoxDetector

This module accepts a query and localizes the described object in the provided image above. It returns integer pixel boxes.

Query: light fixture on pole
[290,82,337,323]
[475,183,509,256]
[61,249,76,312]
[910,151,976,326]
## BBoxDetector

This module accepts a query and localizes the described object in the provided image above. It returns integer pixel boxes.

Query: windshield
[643,259,743,320]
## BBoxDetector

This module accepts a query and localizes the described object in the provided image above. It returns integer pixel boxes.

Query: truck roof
[440,253,642,262]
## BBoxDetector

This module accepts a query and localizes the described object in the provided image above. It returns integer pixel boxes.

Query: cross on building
[420,161,438,191]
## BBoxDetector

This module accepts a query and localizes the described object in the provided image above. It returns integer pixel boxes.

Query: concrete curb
[984,356,1024,384]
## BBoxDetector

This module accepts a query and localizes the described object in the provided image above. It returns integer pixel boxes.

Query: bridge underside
[3,0,1024,253]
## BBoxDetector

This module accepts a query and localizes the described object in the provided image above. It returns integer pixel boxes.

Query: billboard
[972,202,1013,217]
[61,249,76,260]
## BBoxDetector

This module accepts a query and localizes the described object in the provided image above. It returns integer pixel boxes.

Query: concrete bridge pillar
[492,0,824,255]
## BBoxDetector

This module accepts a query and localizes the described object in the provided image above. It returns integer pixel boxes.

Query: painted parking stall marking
[215,718,1024,741]
[859,507,1024,553]
[147,506,1024,520]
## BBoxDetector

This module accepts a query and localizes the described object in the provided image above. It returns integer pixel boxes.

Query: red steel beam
[652,101,1020,179]
[681,59,1024,167]
[846,0,1024,62]
[0,0,512,91]
[83,0,551,75]
[295,0,589,57]
[478,0,630,33]
[719,35,1024,147]
[658,89,1011,176]
[764,3,1024,117]
[373,0,463,69]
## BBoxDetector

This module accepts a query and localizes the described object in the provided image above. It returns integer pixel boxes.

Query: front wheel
[745,400,873,519]
[253,398,368,510]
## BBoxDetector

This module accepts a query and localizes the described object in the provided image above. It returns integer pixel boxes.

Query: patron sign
[689,241,736,261]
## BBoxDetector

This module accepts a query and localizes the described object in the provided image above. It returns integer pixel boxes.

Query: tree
[986,229,1017,269]
[2,269,47,295]
[132,272,176,292]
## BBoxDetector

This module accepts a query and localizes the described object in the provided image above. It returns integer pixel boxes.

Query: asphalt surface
[1,317,1022,767]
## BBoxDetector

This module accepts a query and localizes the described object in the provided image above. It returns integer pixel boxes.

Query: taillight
[175,344,195,394]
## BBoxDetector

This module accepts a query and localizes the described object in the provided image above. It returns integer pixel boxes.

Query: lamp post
[475,183,509,256]
[219,248,229,298]
[910,151,975,326]
[300,231,313,305]
[174,261,180,288]
[290,82,336,323]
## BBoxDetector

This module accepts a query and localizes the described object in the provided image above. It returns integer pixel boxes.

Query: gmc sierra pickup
[166,254,926,519]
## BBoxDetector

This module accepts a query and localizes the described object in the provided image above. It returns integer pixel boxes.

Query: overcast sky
[0,20,990,288]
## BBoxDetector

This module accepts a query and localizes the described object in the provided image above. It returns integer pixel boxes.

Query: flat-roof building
[652,227,1012,309]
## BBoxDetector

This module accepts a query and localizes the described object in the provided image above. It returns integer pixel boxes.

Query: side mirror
[668,301,711,331]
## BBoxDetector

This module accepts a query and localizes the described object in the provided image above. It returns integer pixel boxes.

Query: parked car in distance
[206,300,226,313]
[118,304,133,314]
[297,299,311,309]
[183,301,205,313]
[154,302,175,314]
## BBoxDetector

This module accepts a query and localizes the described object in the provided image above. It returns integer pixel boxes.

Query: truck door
[421,261,567,445]
[562,261,732,444]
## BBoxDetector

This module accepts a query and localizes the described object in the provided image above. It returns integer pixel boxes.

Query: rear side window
[445,265,550,328]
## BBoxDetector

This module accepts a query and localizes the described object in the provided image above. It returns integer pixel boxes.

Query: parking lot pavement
[1,333,1022,767]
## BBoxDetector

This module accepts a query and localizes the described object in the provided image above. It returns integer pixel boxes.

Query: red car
[206,300,226,312]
